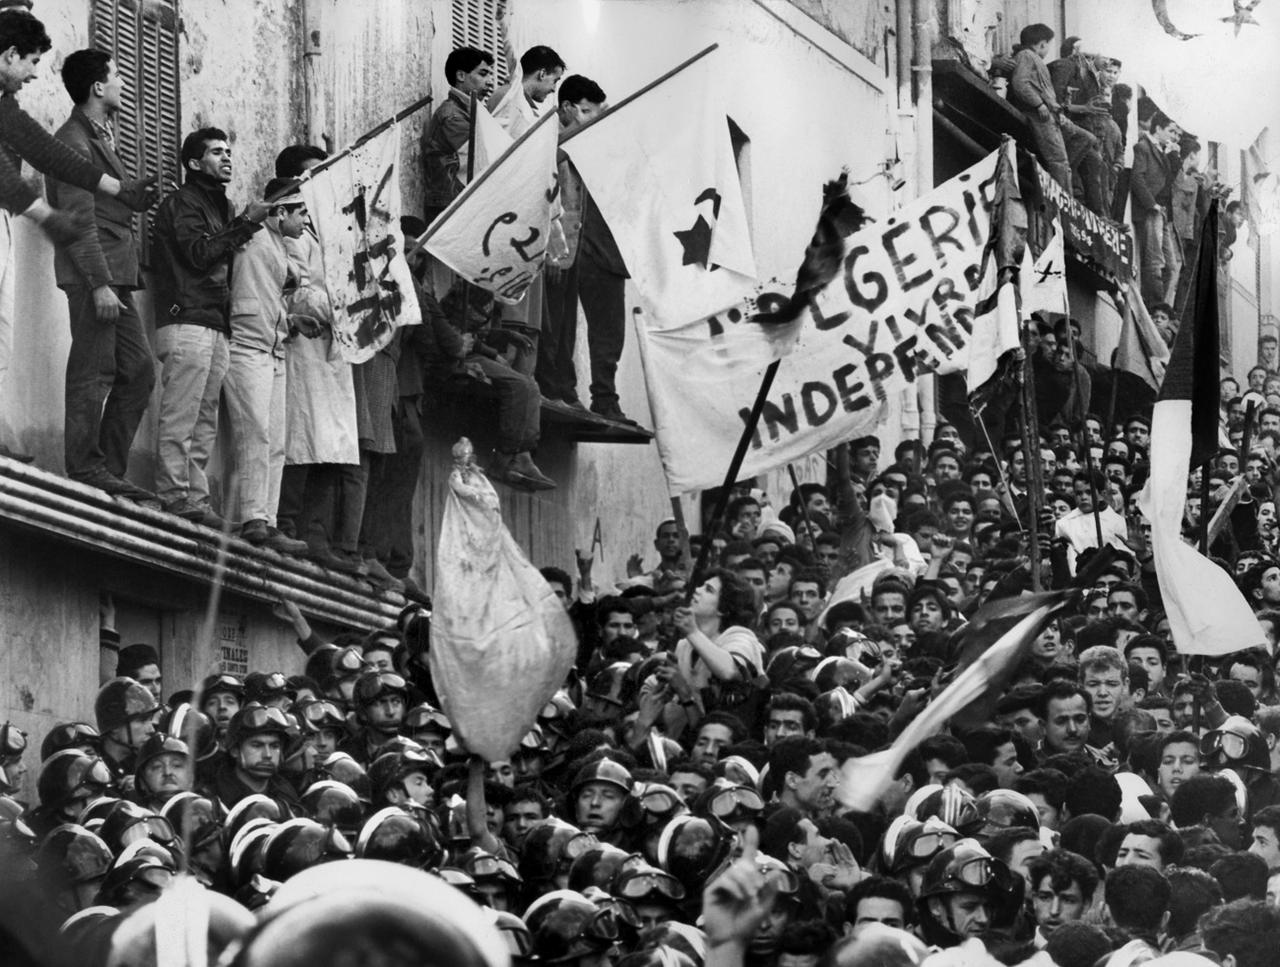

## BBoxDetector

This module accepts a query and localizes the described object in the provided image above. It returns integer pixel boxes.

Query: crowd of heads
[4,354,1280,966]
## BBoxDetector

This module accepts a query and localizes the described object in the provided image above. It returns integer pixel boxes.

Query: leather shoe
[307,545,369,576]
[590,400,638,425]
[72,468,157,501]
[363,557,405,593]
[166,498,227,530]
[243,522,308,556]
[505,451,556,491]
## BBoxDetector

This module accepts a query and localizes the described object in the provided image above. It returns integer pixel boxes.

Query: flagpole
[457,93,479,338]
[684,359,781,603]
[301,94,434,181]
[787,464,818,549]
[1019,338,1045,592]
[559,44,719,147]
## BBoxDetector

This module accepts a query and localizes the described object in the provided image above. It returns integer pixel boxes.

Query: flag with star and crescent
[561,51,757,328]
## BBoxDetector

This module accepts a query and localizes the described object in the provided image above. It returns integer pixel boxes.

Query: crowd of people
[6,5,1280,967]
[5,347,1280,967]
[0,8,646,602]
[990,22,1241,318]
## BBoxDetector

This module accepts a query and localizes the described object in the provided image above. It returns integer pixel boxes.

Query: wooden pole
[559,45,718,147]
[684,360,781,603]
[1019,338,1045,592]
[787,464,818,548]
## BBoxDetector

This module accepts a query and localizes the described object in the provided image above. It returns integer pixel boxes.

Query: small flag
[1113,279,1170,391]
[836,604,1056,812]
[1020,217,1066,316]
[965,139,1027,397]
[420,111,560,305]
[1137,201,1264,657]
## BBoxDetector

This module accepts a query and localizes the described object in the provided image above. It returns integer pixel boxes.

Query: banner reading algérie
[638,149,1003,495]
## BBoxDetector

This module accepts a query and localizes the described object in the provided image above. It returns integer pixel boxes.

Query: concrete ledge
[0,459,404,631]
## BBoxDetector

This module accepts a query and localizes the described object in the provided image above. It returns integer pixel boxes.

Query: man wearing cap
[223,176,310,554]
[213,701,300,813]
[94,676,159,780]
[198,673,244,746]
[115,643,161,703]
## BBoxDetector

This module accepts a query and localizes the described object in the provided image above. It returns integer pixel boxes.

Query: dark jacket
[1130,134,1173,216]
[211,757,301,815]
[0,93,103,214]
[420,89,471,211]
[46,108,140,290]
[150,171,260,332]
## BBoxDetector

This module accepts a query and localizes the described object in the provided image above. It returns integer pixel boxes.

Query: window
[451,0,510,86]
[91,0,182,265]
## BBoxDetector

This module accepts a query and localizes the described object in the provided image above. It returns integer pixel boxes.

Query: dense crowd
[4,5,1280,967]
[5,349,1280,966]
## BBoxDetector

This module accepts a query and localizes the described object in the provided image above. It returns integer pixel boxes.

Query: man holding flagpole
[420,46,495,224]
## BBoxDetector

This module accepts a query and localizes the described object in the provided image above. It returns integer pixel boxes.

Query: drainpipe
[913,0,937,444]
[301,0,325,147]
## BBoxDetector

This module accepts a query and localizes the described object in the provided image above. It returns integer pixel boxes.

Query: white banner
[562,51,757,326]
[300,123,421,364]
[638,149,1004,495]
[421,111,559,304]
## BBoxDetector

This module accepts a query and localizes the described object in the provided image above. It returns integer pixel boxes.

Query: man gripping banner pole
[416,110,560,305]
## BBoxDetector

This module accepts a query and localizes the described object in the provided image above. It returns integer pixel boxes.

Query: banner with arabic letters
[300,123,421,364]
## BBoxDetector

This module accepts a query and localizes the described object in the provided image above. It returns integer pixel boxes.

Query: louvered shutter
[450,0,509,86]
[90,0,181,266]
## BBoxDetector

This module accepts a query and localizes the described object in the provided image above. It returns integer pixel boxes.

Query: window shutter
[449,0,509,86]
[90,0,182,266]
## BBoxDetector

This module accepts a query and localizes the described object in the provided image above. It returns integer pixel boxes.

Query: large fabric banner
[562,51,757,327]
[300,123,421,364]
[638,149,1004,496]
[420,111,560,305]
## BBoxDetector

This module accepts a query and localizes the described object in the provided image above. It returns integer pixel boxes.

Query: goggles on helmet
[616,870,686,902]
[706,787,763,819]
[1201,730,1248,760]
[299,700,347,731]
[1,724,28,759]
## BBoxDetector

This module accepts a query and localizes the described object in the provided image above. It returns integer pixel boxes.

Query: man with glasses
[213,701,300,813]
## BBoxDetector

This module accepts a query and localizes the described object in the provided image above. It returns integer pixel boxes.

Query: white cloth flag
[469,103,514,178]
[637,149,1003,495]
[562,52,757,326]
[1021,218,1066,317]
[300,123,421,364]
[421,111,559,305]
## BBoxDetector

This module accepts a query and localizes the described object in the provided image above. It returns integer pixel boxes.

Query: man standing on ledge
[49,49,156,500]
[150,127,269,527]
